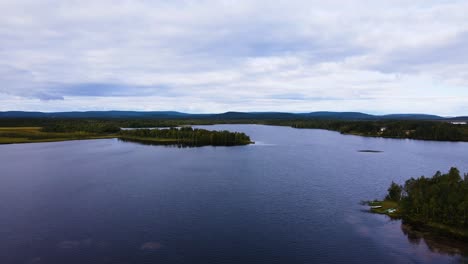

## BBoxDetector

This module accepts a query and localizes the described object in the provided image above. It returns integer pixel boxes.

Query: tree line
[1,118,467,142]
[119,127,252,146]
[284,120,467,141]
[386,168,468,229]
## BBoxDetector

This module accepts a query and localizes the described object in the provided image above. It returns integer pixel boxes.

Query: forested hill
[0,111,194,119]
[1,111,466,121]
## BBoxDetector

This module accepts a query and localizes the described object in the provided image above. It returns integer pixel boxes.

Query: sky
[1,0,468,115]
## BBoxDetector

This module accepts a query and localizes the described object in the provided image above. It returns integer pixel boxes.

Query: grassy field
[0,127,116,144]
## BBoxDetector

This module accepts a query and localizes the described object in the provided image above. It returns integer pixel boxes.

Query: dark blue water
[0,124,467,264]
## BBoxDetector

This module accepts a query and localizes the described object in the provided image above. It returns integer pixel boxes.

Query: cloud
[35,92,64,101]
[0,0,467,115]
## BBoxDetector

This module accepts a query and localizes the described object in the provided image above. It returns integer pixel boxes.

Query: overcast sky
[1,0,467,115]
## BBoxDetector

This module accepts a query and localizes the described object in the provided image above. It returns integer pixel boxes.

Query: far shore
[0,127,253,147]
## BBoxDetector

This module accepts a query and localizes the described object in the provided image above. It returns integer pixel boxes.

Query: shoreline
[365,200,468,242]
[0,127,254,147]
[2,124,468,145]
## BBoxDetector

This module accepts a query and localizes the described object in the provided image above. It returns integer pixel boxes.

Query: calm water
[1,124,467,264]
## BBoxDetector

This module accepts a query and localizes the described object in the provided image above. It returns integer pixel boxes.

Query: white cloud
[0,0,467,115]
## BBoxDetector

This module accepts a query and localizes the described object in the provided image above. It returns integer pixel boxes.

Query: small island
[0,123,253,147]
[119,127,253,146]
[366,168,468,241]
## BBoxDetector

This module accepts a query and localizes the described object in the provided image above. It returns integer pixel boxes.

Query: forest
[274,120,468,141]
[383,168,468,239]
[0,120,252,146]
[0,117,467,142]
[119,127,252,146]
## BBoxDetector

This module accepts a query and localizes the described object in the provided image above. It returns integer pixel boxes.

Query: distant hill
[213,112,299,120]
[0,110,460,121]
[447,116,468,121]
[299,112,445,120]
[300,111,377,120]
[0,111,50,118]
[380,114,443,120]
[0,111,191,119]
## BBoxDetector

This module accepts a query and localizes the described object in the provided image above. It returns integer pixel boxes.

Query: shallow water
[0,124,467,263]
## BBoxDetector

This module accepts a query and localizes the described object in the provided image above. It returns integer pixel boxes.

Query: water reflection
[401,222,468,257]
[140,242,163,251]
[118,138,193,147]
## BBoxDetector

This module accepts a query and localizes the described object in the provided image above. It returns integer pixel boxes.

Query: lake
[0,124,467,264]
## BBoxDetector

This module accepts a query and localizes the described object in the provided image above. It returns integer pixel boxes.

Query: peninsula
[367,168,468,241]
[0,124,253,147]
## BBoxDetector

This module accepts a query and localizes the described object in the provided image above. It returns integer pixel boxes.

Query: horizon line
[0,110,465,118]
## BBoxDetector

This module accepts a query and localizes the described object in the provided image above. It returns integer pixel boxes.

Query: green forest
[278,120,468,141]
[0,121,252,146]
[119,127,252,146]
[0,117,467,143]
[381,168,468,239]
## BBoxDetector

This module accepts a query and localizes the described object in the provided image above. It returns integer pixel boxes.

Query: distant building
[451,122,467,125]
[380,127,387,132]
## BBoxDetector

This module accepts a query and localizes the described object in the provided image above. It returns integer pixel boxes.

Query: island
[119,127,253,146]
[0,123,253,147]
[367,167,468,241]
[358,150,383,153]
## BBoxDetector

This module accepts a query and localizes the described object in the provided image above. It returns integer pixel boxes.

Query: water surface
[0,124,467,263]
